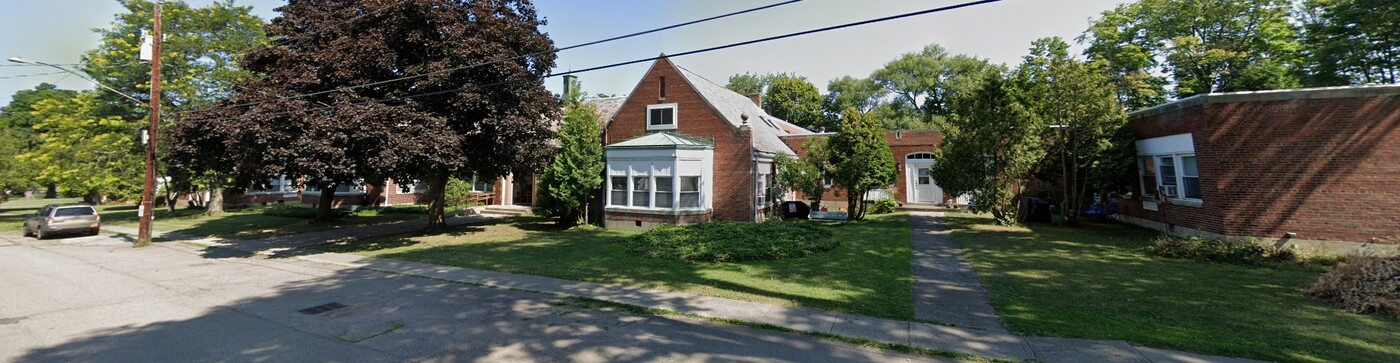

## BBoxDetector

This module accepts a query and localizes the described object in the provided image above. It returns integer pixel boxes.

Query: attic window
[659,76,666,99]
[647,103,677,130]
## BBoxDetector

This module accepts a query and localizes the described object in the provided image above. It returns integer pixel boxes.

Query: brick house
[1114,85,1400,254]
[596,56,953,229]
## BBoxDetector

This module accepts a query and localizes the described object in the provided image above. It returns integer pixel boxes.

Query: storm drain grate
[298,302,348,315]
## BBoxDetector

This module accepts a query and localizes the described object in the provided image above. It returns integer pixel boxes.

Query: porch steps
[899,203,960,212]
[482,205,533,217]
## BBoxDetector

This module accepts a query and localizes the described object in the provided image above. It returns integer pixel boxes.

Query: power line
[173,0,803,116]
[0,71,68,80]
[178,0,1002,124]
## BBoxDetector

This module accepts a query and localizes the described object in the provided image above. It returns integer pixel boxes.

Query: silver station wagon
[23,204,101,239]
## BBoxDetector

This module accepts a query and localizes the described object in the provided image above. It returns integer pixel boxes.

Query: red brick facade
[780,130,946,208]
[1118,88,1400,244]
[603,58,756,222]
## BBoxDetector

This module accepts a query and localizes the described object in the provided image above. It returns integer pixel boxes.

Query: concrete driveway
[0,232,953,363]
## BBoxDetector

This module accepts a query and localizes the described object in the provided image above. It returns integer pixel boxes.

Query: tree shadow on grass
[943,212,1400,363]
[13,246,914,362]
[319,213,921,320]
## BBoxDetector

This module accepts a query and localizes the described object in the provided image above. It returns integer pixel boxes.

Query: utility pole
[138,3,162,245]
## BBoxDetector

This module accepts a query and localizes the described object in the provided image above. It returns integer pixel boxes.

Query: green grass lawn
[1,198,423,240]
[314,212,917,319]
[97,205,424,240]
[947,212,1400,363]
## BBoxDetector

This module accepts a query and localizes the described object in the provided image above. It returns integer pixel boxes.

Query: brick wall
[780,130,944,207]
[603,57,756,222]
[1121,93,1400,243]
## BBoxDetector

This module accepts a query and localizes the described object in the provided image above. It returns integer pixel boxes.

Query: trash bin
[1017,197,1052,224]
[780,201,811,220]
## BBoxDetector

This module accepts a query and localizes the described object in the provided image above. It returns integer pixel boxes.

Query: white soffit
[1136,133,1195,156]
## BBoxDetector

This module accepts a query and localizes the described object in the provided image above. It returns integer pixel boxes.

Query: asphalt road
[0,232,953,363]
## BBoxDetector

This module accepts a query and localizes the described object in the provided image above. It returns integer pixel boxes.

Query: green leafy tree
[823,76,885,117]
[772,139,828,210]
[540,79,604,226]
[826,109,896,221]
[1298,0,1400,86]
[724,72,796,95]
[0,83,78,198]
[930,71,1044,225]
[209,0,558,227]
[18,93,144,204]
[1082,0,1301,101]
[869,44,996,129]
[763,76,829,131]
[1018,37,1128,226]
[81,0,266,213]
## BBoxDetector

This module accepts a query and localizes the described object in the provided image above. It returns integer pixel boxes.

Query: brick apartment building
[595,56,951,229]
[219,56,954,229]
[1114,85,1400,254]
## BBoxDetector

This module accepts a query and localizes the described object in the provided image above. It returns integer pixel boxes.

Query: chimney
[563,75,578,98]
[747,93,762,106]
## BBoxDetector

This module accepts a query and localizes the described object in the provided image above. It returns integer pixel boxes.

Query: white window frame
[646,103,678,131]
[470,175,494,193]
[303,180,367,196]
[678,176,702,209]
[608,175,628,206]
[1138,153,1202,204]
[248,175,296,195]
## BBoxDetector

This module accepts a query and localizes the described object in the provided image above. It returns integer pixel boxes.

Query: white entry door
[911,166,941,203]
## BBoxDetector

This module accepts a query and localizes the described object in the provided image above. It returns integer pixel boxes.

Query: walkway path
[115,212,1266,363]
[911,211,1005,332]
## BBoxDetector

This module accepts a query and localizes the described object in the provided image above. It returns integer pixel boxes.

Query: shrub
[261,204,318,218]
[626,220,836,262]
[1146,236,1299,265]
[1303,257,1400,317]
[444,177,475,208]
[350,205,427,217]
[870,197,898,214]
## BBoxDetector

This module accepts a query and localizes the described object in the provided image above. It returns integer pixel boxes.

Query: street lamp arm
[7,57,151,108]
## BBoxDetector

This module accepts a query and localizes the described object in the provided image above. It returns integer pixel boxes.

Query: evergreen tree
[540,79,604,226]
[930,72,1044,224]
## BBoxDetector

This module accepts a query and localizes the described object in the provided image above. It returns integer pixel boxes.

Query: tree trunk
[164,184,178,213]
[44,184,58,198]
[315,184,337,222]
[84,190,105,205]
[206,184,225,215]
[425,171,449,231]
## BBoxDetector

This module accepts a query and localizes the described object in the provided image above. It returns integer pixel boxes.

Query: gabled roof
[583,96,626,126]
[606,131,714,150]
[671,63,813,156]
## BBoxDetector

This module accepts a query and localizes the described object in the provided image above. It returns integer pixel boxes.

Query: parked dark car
[23,204,101,239]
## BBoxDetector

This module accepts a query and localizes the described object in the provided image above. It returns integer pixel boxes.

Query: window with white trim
[679,176,701,209]
[755,174,769,207]
[1157,156,1178,198]
[631,176,650,207]
[249,175,295,194]
[1180,155,1200,199]
[655,177,674,208]
[647,104,677,130]
[397,180,428,194]
[1139,157,1157,199]
[471,175,494,193]
[609,176,627,206]
[304,180,367,195]
[1138,153,1201,202]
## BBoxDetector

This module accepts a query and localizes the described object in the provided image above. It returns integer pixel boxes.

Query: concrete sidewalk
[134,212,1267,363]
[911,212,1005,332]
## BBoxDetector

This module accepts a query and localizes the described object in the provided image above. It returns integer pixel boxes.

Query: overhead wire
[177,0,1003,124]
[172,0,804,116]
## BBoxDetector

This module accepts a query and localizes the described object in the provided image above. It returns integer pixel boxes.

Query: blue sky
[1,0,1125,107]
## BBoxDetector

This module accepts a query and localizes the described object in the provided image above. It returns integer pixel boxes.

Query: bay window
[631,176,650,207]
[679,176,701,209]
[655,177,674,208]
[610,176,627,206]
